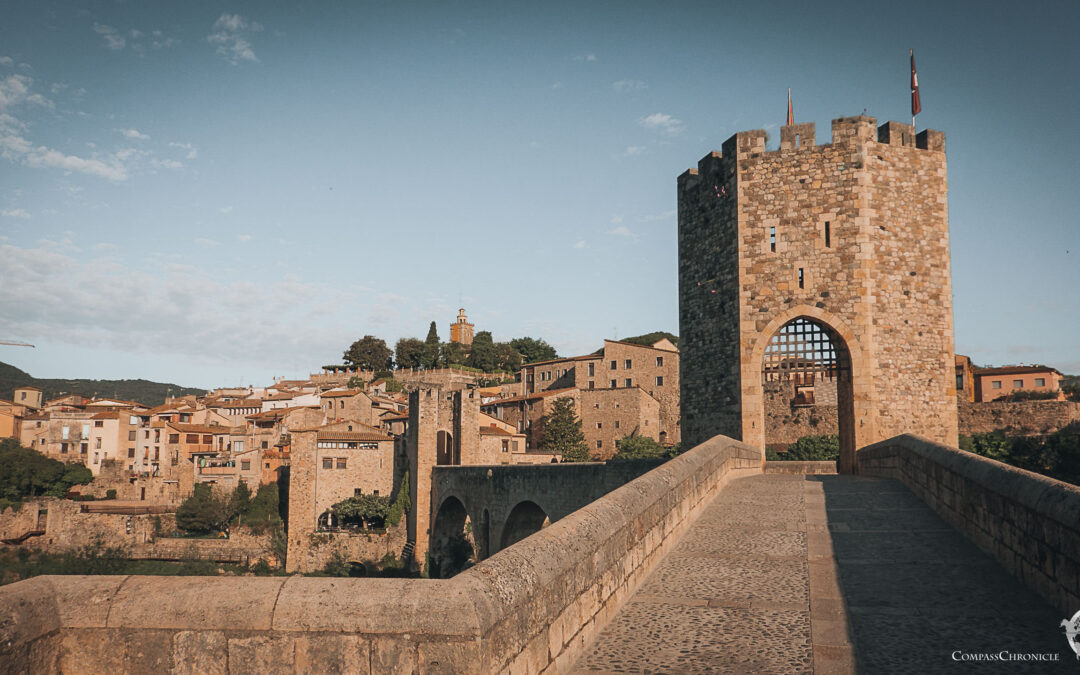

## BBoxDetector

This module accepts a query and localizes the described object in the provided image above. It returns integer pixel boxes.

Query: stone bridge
[3,434,1079,672]
[428,461,661,571]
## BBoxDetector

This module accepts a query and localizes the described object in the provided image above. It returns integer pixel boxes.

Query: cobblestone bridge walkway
[575,473,1067,673]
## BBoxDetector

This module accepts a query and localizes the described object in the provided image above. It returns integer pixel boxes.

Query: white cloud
[574,53,597,62]
[236,234,252,243]
[194,238,218,247]
[623,146,646,156]
[168,141,197,159]
[219,205,233,214]
[208,14,262,65]
[607,226,639,240]
[613,80,646,93]
[641,209,676,222]
[610,215,623,224]
[0,57,13,67]
[151,158,183,169]
[1,208,30,218]
[93,23,126,51]
[551,82,564,90]
[118,128,149,140]
[573,240,586,249]
[639,112,685,136]
[22,146,129,181]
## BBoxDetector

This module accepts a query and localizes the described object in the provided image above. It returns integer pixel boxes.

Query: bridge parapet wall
[858,434,1080,615]
[0,436,761,674]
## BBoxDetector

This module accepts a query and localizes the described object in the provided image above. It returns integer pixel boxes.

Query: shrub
[105,489,117,500]
[386,471,410,527]
[766,434,839,461]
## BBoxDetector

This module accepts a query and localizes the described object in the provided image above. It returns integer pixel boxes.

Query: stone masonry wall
[958,400,1080,436]
[858,434,1080,615]
[0,435,763,674]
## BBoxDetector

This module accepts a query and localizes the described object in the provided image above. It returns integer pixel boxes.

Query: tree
[441,341,467,366]
[424,321,442,368]
[330,493,391,529]
[509,337,558,364]
[540,397,590,461]
[229,481,252,519]
[613,435,671,461]
[0,438,92,501]
[395,337,427,369]
[343,336,393,371]
[468,331,497,372]
[347,375,366,389]
[765,435,839,461]
[494,343,522,372]
[175,484,233,534]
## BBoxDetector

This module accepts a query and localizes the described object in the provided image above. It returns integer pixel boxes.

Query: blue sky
[1,0,1077,389]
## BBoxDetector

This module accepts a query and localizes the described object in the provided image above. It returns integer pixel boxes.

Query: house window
[1035,378,1046,387]
[336,458,347,469]
[991,380,1001,389]
[615,420,620,429]
[824,221,831,248]
[655,376,664,386]
[62,426,69,440]
[128,448,135,458]
[656,356,663,367]
[80,443,88,454]
[202,435,213,444]
[501,440,509,452]
[625,378,632,387]
[261,441,268,449]
[588,363,595,377]
[322,458,333,469]
[61,443,68,454]
[354,488,363,496]
[610,380,617,388]
[128,430,137,441]
[19,392,25,400]
[234,441,244,452]
[798,268,805,289]
[339,401,344,408]
[81,425,90,439]
[95,420,104,428]
[95,438,101,449]
[168,434,180,444]
[610,360,616,370]
[1013,380,1023,388]
[588,381,595,390]
[241,461,251,471]
[770,226,776,252]
[596,440,602,449]
[186,434,199,444]
[624,359,632,369]
[512,440,519,451]
[596,422,602,429]
[265,463,270,469]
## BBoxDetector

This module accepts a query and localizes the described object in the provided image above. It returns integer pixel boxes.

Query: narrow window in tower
[824,222,831,248]
[798,268,805,289]
[769,227,776,252]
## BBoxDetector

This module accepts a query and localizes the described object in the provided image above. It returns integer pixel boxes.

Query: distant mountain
[0,361,206,407]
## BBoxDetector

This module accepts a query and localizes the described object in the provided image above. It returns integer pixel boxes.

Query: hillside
[0,362,205,407]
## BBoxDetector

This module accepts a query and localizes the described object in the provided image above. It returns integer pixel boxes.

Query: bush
[175,484,232,534]
[0,438,93,500]
[105,489,117,500]
[611,435,676,461]
[386,471,410,527]
[999,389,1060,401]
[766,434,839,461]
[329,493,390,530]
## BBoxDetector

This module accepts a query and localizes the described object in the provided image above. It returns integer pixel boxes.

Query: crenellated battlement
[680,115,945,177]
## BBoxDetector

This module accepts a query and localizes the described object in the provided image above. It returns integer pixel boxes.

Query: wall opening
[770,226,776,252]
[499,501,551,552]
[824,222,831,248]
[761,317,854,468]
[428,496,474,578]
[436,430,455,466]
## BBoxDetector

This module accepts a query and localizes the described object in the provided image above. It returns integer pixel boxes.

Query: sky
[1,0,1078,389]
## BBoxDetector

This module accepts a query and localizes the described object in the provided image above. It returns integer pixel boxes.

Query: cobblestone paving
[575,473,1070,674]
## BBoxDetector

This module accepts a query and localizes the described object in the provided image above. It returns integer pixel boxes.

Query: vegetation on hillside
[619,331,679,348]
[0,361,204,407]
[611,435,682,461]
[960,424,1080,486]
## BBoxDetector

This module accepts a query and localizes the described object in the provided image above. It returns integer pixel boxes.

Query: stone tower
[450,308,474,346]
[678,116,958,472]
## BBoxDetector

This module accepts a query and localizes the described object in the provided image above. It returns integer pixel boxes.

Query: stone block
[294,634,369,674]
[227,635,294,674]
[371,636,417,674]
[172,631,227,675]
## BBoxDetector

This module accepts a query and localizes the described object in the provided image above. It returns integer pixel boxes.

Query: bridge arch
[499,500,551,551]
[429,495,474,578]
[746,305,867,472]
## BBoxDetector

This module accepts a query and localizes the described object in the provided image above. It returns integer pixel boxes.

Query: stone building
[679,116,958,471]
[518,338,680,445]
[319,388,375,425]
[974,365,1064,402]
[450,308,475,346]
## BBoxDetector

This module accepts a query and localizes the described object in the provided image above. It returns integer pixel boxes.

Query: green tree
[620,331,679,348]
[441,341,467,366]
[612,435,670,460]
[424,321,442,368]
[0,438,93,500]
[229,481,252,521]
[343,335,393,371]
[509,337,558,364]
[175,484,232,534]
[765,435,839,461]
[468,331,497,372]
[330,493,391,529]
[347,375,366,389]
[395,337,427,369]
[494,342,522,372]
[540,397,590,461]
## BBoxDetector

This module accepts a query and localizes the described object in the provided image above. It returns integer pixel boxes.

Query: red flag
[786,88,794,126]
[910,49,921,116]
